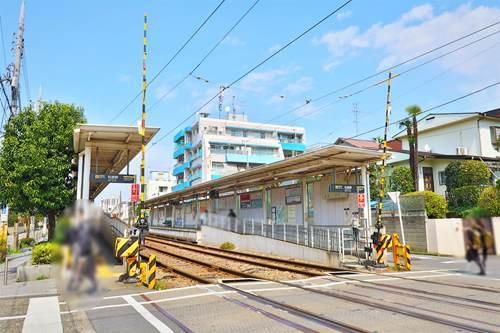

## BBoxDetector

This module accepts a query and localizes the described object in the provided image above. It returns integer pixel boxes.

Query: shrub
[220,242,235,250]
[403,191,447,218]
[0,238,6,263]
[456,160,490,187]
[444,161,461,191]
[448,185,482,210]
[461,207,489,218]
[32,242,62,265]
[19,237,34,249]
[389,166,414,194]
[479,186,500,217]
[54,216,71,244]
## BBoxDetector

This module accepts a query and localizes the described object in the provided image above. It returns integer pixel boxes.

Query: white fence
[205,214,369,262]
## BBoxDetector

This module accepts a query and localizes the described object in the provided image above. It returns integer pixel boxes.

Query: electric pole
[138,13,147,229]
[352,103,359,135]
[10,1,25,116]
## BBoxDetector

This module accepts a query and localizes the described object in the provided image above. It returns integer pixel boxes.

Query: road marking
[0,314,26,321]
[441,260,464,264]
[22,296,62,333]
[123,295,174,333]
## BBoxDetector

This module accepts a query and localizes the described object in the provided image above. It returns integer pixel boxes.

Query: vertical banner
[357,193,366,208]
[131,184,139,203]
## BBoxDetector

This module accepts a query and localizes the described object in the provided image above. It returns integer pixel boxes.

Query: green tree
[389,166,414,194]
[404,105,422,191]
[0,102,85,239]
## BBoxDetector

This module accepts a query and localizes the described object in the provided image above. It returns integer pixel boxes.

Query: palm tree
[405,105,422,190]
[399,118,414,189]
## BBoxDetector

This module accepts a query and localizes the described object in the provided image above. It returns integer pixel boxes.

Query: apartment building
[172,113,306,191]
[146,170,176,199]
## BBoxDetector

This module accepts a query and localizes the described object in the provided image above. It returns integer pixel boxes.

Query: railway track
[144,234,499,333]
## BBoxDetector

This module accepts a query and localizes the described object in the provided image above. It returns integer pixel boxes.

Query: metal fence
[204,215,370,262]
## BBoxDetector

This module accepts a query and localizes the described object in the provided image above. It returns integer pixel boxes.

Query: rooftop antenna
[352,103,359,135]
[232,95,236,116]
[218,85,224,119]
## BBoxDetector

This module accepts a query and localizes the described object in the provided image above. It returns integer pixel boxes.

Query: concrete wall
[200,225,340,267]
[383,214,428,251]
[150,227,201,243]
[426,218,465,256]
[492,217,500,255]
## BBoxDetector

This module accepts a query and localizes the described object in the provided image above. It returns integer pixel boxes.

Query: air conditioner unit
[456,147,468,155]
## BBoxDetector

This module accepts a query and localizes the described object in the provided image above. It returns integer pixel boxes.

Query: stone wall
[381,213,427,252]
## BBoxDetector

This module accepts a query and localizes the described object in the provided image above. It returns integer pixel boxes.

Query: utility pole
[218,85,224,119]
[138,14,147,230]
[10,1,25,116]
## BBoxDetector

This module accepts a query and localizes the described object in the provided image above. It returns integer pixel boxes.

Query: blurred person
[228,209,237,230]
[465,219,485,276]
[475,219,493,272]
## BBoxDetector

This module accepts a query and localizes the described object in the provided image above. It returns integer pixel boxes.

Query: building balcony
[184,142,192,149]
[280,142,306,152]
[226,153,281,164]
[174,130,185,143]
[173,163,185,176]
[173,146,185,159]
[189,170,202,181]
[172,180,191,192]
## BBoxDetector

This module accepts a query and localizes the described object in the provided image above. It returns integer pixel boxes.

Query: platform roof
[146,144,384,207]
[73,124,160,199]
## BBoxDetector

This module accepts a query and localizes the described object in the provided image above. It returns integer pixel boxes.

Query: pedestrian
[465,219,485,275]
[228,209,237,230]
[475,219,493,272]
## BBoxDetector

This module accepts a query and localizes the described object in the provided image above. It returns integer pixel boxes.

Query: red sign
[131,184,139,203]
[357,193,366,208]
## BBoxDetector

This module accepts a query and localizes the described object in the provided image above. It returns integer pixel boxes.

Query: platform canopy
[73,124,160,200]
[146,144,384,207]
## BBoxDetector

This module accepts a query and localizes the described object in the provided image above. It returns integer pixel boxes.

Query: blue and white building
[172,113,306,191]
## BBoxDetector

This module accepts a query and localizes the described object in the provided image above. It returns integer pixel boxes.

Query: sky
[1,0,499,202]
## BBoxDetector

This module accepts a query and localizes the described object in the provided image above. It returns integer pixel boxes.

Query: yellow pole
[139,14,147,227]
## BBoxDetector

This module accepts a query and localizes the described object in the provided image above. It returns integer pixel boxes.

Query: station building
[172,112,306,192]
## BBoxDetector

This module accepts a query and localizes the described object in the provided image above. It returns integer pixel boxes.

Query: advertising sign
[285,187,302,205]
[131,184,139,203]
[357,193,366,208]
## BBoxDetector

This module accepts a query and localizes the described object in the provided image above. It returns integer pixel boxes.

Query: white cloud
[316,3,500,79]
[240,67,298,93]
[119,74,131,82]
[336,10,352,21]
[222,36,244,46]
[284,76,313,95]
[323,60,340,72]
[154,84,177,101]
[268,44,282,54]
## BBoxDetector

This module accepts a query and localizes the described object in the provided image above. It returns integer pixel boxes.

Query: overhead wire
[285,29,500,125]
[110,0,228,123]
[317,39,500,141]
[149,0,354,148]
[267,20,500,123]
[148,0,261,113]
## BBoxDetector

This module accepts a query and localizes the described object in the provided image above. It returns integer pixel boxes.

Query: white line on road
[123,295,175,333]
[22,296,62,333]
[441,260,464,264]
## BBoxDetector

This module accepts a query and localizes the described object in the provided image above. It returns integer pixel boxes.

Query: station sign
[357,193,366,208]
[328,184,364,193]
[92,173,136,184]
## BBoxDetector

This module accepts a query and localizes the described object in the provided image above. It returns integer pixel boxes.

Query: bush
[19,237,34,249]
[220,242,235,250]
[479,186,500,217]
[389,166,414,194]
[403,191,447,218]
[0,238,6,263]
[444,161,461,191]
[54,216,71,244]
[32,242,62,265]
[448,185,482,210]
[460,207,489,218]
[456,160,490,187]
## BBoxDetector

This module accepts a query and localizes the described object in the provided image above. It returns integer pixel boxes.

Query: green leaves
[0,102,85,216]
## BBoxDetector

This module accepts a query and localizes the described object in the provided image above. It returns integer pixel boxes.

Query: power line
[110,0,227,123]
[333,81,500,143]
[285,29,500,124]
[268,20,500,123]
[148,0,261,113]
[150,0,354,148]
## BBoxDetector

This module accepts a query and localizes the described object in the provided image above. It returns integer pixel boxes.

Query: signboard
[131,184,139,203]
[357,193,366,208]
[92,174,136,184]
[240,192,262,209]
[328,184,364,193]
[285,187,302,205]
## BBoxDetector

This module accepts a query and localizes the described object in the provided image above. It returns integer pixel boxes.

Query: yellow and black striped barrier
[115,237,139,259]
[142,255,156,289]
[374,234,393,265]
[392,233,411,271]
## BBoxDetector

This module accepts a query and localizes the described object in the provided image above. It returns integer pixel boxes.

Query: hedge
[448,185,483,210]
[19,237,35,249]
[389,166,414,194]
[32,243,62,265]
[479,186,500,217]
[403,191,447,218]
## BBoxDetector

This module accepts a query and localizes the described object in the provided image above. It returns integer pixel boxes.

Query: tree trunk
[412,115,419,191]
[47,210,56,241]
[406,126,415,191]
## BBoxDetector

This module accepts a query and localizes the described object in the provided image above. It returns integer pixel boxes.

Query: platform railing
[204,214,368,259]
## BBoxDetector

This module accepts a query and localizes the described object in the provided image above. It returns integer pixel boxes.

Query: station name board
[92,174,136,184]
[328,184,364,193]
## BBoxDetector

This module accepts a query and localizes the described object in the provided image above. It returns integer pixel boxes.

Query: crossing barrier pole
[404,244,411,271]
[392,233,400,267]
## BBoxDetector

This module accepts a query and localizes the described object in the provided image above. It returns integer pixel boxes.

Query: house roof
[393,107,500,139]
[334,138,380,150]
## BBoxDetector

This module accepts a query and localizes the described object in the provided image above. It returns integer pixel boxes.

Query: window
[438,171,446,185]
[491,126,500,151]
[212,162,224,169]
[159,186,169,193]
